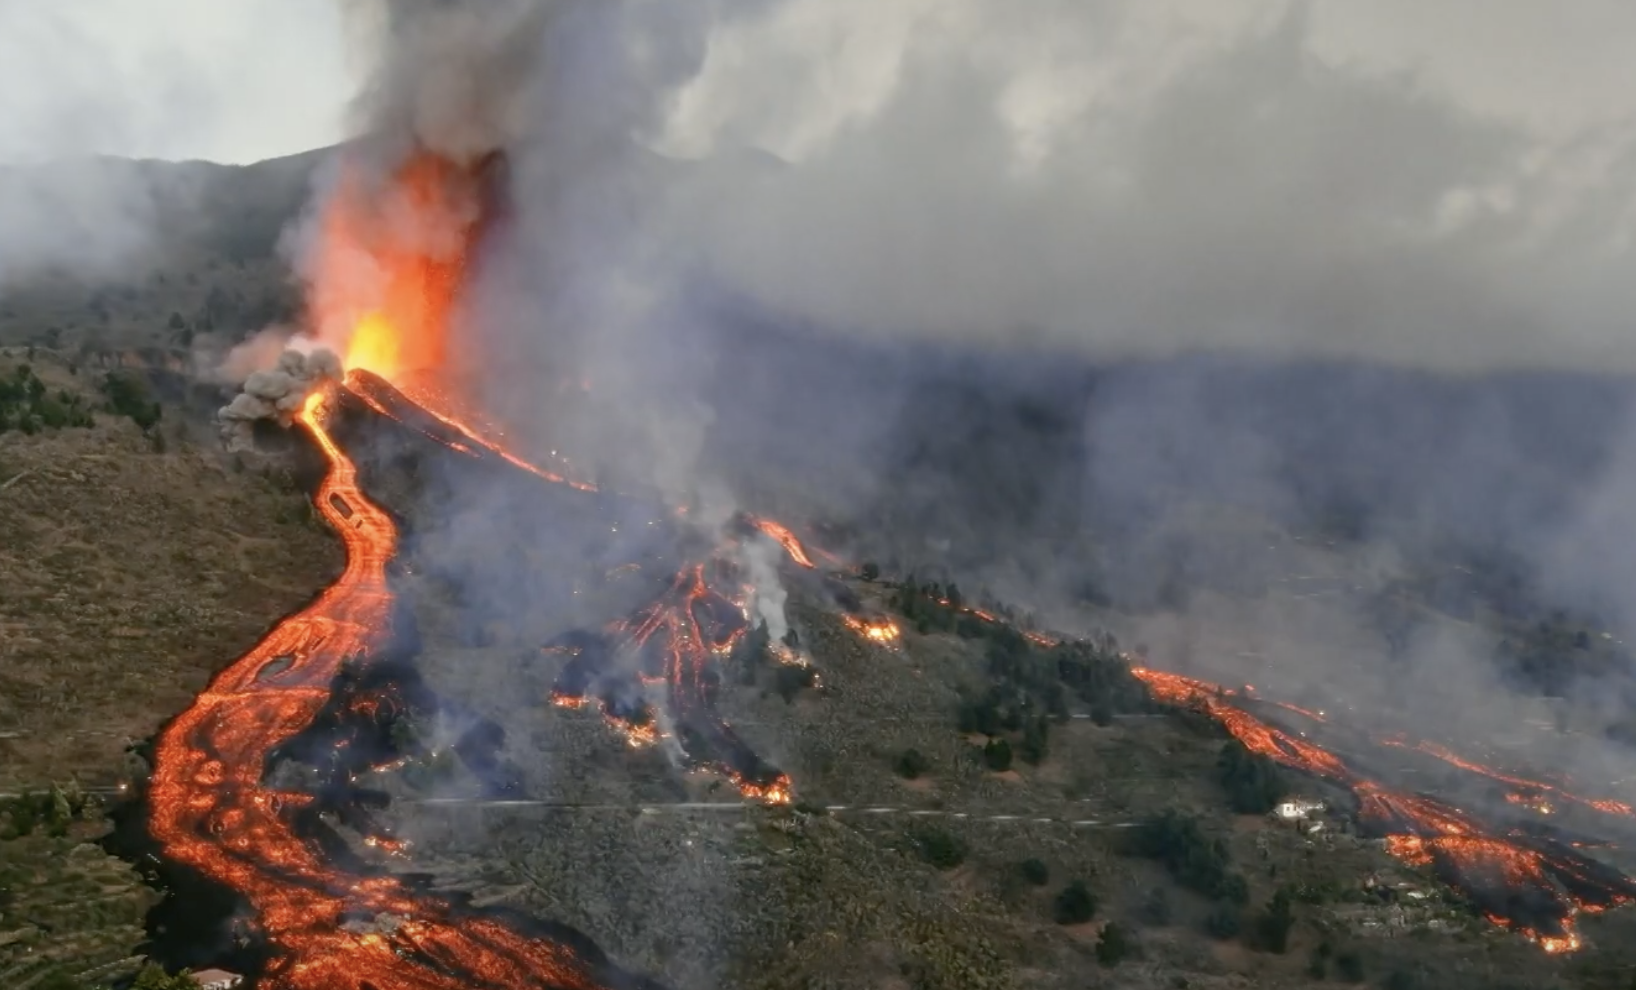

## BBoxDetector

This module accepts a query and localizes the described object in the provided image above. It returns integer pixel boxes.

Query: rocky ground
[359,536,1636,990]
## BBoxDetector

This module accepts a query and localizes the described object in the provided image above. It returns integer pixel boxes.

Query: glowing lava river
[146,390,658,990]
[1131,668,1636,953]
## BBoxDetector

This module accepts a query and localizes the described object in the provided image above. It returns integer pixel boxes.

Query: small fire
[842,615,901,644]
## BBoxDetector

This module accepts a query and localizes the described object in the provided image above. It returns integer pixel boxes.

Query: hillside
[2,152,1636,989]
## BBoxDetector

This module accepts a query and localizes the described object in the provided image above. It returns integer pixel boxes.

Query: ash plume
[217,347,342,451]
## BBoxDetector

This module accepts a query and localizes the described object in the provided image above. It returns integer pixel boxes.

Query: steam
[743,537,790,645]
[216,347,342,451]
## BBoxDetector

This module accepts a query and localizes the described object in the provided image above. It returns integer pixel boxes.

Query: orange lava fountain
[147,391,633,989]
[312,151,493,385]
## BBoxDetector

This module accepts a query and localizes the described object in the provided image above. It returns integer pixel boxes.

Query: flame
[842,615,901,644]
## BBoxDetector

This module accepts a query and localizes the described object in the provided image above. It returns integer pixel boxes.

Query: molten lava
[148,391,640,989]
[1131,667,1636,951]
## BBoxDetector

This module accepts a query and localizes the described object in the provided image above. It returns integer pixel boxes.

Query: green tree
[1018,858,1049,886]
[1204,905,1241,940]
[1053,880,1096,924]
[913,826,967,870]
[895,748,930,780]
[102,370,161,431]
[1095,921,1131,967]
[860,562,880,582]
[1216,740,1288,814]
[1255,888,1295,953]
[131,963,195,989]
[1019,716,1050,765]
[982,738,1013,772]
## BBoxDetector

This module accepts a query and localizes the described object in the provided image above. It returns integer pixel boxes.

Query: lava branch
[147,389,650,990]
[1129,667,1636,952]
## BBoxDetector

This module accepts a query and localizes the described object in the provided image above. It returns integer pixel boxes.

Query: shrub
[913,827,968,870]
[1204,905,1241,940]
[1053,880,1097,925]
[1335,949,1365,982]
[1139,886,1172,926]
[860,562,880,581]
[1096,921,1132,967]
[1217,740,1288,814]
[102,369,161,431]
[1254,888,1295,953]
[895,748,930,780]
[1019,858,1050,886]
[1019,716,1050,765]
[1133,810,1248,903]
[983,738,1013,772]
[773,663,816,703]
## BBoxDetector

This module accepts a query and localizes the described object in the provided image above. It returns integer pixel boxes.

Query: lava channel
[1131,667,1636,951]
[146,391,658,990]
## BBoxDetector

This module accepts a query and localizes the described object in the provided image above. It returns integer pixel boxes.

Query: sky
[4,2,1634,166]
[6,0,1636,371]
[0,0,352,164]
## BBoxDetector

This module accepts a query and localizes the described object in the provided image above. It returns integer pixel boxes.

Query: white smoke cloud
[742,536,790,645]
[632,1,1636,373]
[217,347,342,451]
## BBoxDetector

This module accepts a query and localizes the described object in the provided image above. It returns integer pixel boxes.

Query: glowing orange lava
[1129,666,1636,951]
[147,390,626,989]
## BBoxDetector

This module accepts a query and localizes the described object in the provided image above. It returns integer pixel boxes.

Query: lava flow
[148,391,651,989]
[1132,667,1636,952]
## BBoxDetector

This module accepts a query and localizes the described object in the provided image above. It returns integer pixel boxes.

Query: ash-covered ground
[307,429,1636,990]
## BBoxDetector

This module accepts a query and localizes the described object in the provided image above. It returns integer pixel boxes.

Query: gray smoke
[216,347,342,451]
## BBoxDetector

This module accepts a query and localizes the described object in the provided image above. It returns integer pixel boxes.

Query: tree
[1139,886,1172,926]
[1204,905,1241,940]
[1018,858,1049,886]
[131,963,196,989]
[895,748,930,780]
[1019,716,1050,765]
[1095,921,1131,967]
[168,311,186,330]
[1255,888,1295,953]
[1334,948,1365,982]
[860,561,880,582]
[1053,880,1096,924]
[102,370,161,431]
[982,738,1013,772]
[1216,740,1288,814]
[913,826,967,870]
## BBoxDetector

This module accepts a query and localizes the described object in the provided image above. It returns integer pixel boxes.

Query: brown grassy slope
[0,391,342,789]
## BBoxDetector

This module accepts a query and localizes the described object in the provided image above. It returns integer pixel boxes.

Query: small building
[190,969,244,990]
[1272,797,1326,822]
